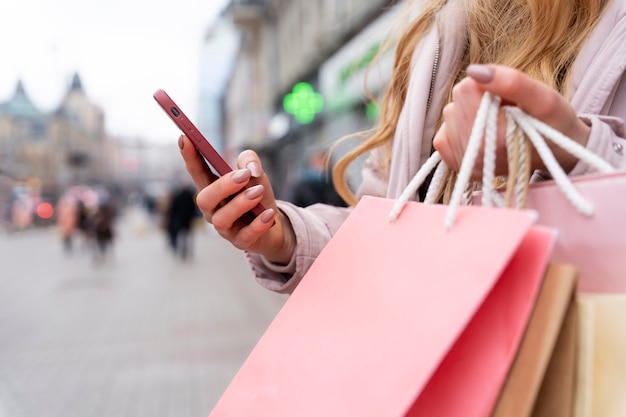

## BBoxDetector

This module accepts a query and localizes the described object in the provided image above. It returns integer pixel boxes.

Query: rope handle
[389,92,616,227]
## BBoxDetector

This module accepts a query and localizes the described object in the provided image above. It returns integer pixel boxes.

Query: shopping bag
[574,293,626,417]
[423,92,625,293]
[519,171,626,293]
[208,196,556,417]
[492,263,578,417]
[430,92,626,415]
[472,170,626,293]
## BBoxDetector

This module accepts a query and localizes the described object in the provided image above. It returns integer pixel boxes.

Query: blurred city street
[0,207,286,417]
[0,0,398,414]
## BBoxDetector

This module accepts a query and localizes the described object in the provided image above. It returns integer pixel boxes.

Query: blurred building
[115,138,185,189]
[198,15,241,158]
[211,0,405,198]
[0,74,117,200]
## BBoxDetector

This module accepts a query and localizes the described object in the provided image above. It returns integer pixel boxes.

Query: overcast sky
[0,0,230,144]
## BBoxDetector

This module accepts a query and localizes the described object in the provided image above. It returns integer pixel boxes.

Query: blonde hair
[333,0,611,206]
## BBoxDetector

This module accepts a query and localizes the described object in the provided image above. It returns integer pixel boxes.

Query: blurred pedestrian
[164,183,197,260]
[286,149,347,208]
[0,173,14,232]
[56,193,79,253]
[91,188,117,264]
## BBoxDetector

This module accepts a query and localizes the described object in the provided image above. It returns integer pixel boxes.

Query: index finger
[466,64,569,122]
[178,134,219,190]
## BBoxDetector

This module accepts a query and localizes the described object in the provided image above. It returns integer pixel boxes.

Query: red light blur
[37,202,54,219]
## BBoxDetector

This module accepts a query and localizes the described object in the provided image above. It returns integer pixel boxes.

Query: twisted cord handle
[389,91,617,227]
[389,150,443,222]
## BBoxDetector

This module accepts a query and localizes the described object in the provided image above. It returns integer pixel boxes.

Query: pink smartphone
[153,89,266,222]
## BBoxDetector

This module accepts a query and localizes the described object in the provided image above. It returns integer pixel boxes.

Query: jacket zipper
[426,31,440,112]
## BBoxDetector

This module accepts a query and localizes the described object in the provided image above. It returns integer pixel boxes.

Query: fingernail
[246,162,262,178]
[245,184,264,200]
[467,64,495,83]
[260,208,275,223]
[232,169,251,184]
[178,135,184,150]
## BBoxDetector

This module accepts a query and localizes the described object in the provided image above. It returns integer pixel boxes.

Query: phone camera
[170,107,181,117]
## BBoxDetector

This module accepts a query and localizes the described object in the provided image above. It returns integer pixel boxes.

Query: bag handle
[389,92,616,228]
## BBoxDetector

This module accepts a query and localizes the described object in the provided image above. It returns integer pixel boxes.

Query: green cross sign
[283,82,324,124]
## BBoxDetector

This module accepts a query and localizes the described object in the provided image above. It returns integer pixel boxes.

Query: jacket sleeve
[569,114,626,176]
[245,149,389,294]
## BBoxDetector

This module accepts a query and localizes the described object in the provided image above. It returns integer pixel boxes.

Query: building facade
[198,15,241,157]
[0,74,115,200]
[218,0,404,198]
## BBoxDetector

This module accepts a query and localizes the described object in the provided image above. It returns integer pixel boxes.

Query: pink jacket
[247,0,626,294]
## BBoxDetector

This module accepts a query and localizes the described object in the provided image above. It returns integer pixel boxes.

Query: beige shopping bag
[574,294,626,417]
[492,264,578,417]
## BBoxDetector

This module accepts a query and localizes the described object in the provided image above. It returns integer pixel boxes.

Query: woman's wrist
[530,118,591,173]
[262,211,296,266]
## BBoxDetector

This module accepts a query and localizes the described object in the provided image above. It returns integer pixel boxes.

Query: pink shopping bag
[208,196,555,417]
[521,170,626,293]
[473,170,626,293]
[459,93,626,294]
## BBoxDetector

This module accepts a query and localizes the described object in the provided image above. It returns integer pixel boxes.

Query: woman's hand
[433,64,591,177]
[178,135,296,264]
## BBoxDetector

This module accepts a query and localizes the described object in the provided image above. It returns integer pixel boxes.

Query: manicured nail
[245,184,264,199]
[232,169,251,184]
[260,208,275,223]
[467,64,495,83]
[246,162,262,178]
[178,135,184,150]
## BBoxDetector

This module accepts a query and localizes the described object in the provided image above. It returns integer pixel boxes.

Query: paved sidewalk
[0,208,286,417]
